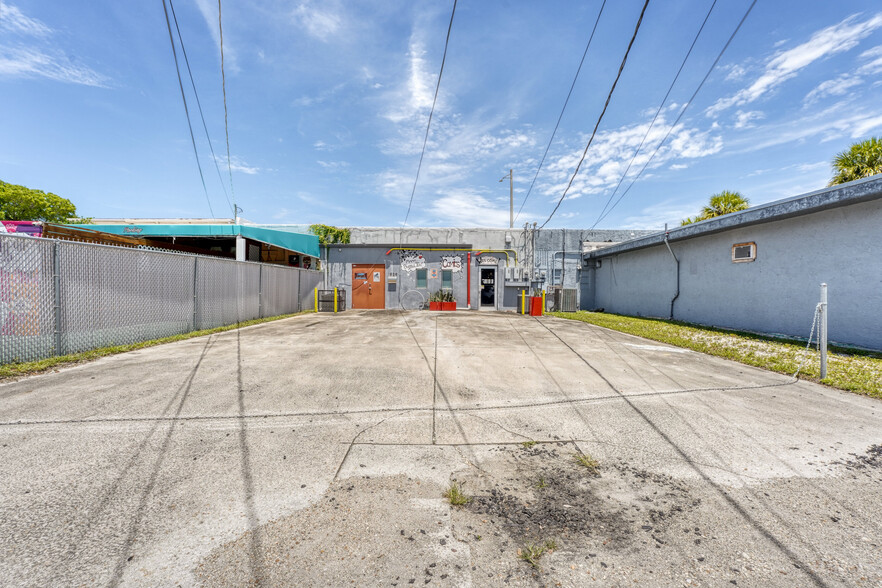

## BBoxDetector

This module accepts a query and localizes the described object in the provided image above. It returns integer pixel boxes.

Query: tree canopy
[828,137,882,186]
[681,191,749,226]
[0,180,79,223]
[309,224,351,245]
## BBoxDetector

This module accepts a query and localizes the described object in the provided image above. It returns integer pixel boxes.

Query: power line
[591,0,758,228]
[168,0,233,216]
[592,0,718,226]
[539,0,651,229]
[161,0,215,217]
[402,0,457,227]
[514,0,608,224]
[218,0,236,215]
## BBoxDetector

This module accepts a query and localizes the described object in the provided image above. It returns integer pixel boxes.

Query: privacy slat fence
[0,233,322,364]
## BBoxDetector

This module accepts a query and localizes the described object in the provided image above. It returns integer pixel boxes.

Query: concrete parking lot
[0,310,880,587]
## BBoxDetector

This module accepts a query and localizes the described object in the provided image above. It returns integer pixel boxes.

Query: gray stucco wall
[345,227,653,306]
[589,197,882,350]
[327,245,514,310]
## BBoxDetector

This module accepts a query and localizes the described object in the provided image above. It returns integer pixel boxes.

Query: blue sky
[1,1,881,229]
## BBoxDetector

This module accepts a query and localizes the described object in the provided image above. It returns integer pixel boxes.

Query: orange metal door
[351,264,385,309]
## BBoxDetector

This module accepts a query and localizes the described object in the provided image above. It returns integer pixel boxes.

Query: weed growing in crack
[574,452,600,473]
[443,482,471,506]
[521,440,538,448]
[518,539,558,568]
[536,476,548,489]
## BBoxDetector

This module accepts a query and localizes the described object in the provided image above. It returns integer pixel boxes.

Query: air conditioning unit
[549,288,578,312]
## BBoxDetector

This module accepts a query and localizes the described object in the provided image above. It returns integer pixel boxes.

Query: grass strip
[548,311,881,400]
[0,311,315,380]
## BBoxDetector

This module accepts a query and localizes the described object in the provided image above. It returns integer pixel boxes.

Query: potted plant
[429,290,443,311]
[441,290,457,311]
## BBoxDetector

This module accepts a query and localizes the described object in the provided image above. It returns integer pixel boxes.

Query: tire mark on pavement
[106,336,215,587]
[235,327,266,586]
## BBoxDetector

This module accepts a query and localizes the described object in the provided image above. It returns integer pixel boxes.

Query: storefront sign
[1,221,42,237]
[477,255,499,266]
[399,250,426,273]
[441,255,462,272]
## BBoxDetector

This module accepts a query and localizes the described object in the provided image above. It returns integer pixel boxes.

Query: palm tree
[829,137,882,186]
[681,191,749,225]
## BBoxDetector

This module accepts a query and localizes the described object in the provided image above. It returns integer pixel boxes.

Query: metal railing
[0,233,322,364]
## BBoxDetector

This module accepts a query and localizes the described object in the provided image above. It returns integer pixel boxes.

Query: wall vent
[732,242,756,263]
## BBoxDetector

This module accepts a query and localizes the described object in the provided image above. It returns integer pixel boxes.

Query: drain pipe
[663,224,679,320]
[467,252,471,309]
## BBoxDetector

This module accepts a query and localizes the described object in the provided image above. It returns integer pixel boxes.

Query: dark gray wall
[345,227,653,305]
[589,198,882,350]
[327,245,496,310]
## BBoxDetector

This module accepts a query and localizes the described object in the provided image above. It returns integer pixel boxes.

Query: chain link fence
[0,233,322,364]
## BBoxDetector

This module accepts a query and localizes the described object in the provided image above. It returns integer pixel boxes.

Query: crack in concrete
[535,317,832,588]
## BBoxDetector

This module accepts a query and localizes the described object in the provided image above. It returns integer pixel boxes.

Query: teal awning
[73,224,320,258]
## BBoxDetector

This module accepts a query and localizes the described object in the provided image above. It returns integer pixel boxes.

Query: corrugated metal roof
[72,224,320,257]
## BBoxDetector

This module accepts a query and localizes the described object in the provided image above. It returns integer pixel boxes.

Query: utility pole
[499,169,513,228]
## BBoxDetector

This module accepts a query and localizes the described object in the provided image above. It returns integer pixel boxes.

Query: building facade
[335,227,650,310]
[582,176,882,350]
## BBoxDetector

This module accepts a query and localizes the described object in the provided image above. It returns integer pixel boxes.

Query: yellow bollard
[541,290,546,316]
[334,287,338,313]
[521,289,525,315]
[314,287,318,312]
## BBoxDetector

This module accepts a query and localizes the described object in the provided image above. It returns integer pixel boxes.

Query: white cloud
[733,110,765,129]
[857,44,882,74]
[317,160,350,169]
[0,2,106,86]
[0,46,106,86]
[538,115,723,201]
[617,199,700,231]
[669,163,688,170]
[382,33,440,124]
[192,0,237,72]
[312,129,354,152]
[851,114,882,137]
[708,13,882,116]
[215,154,260,175]
[293,82,346,107]
[474,131,534,154]
[795,161,829,173]
[804,43,882,104]
[426,190,512,227]
[293,1,343,41]
[804,74,863,104]
[725,64,746,82]
[726,101,882,154]
[0,2,50,36]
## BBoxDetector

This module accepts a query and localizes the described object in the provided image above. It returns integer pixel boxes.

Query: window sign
[355,272,368,280]
[373,271,381,282]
